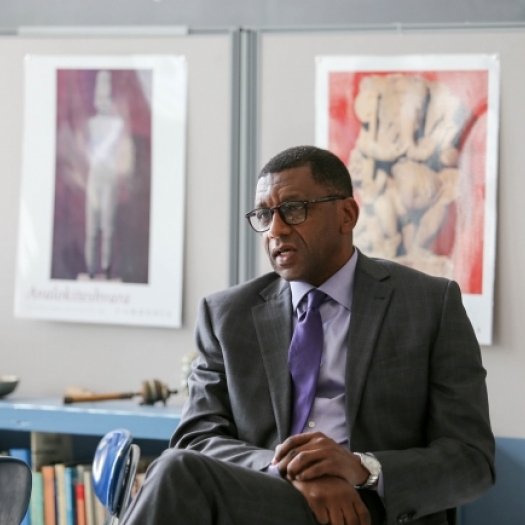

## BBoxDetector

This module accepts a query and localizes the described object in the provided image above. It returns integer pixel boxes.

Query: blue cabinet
[0,397,182,439]
[0,397,183,458]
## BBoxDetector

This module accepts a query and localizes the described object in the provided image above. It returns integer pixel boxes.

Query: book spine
[55,464,67,525]
[82,470,95,525]
[30,471,45,525]
[41,465,56,525]
[64,466,78,525]
[94,496,107,525]
[76,483,87,525]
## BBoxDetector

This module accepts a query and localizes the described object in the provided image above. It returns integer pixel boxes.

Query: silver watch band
[354,452,381,489]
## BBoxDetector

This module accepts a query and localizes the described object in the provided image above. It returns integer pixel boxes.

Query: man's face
[255,166,358,286]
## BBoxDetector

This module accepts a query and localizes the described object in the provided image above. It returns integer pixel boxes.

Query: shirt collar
[290,248,358,312]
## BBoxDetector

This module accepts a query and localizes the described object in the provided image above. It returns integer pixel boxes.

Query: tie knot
[306,289,326,310]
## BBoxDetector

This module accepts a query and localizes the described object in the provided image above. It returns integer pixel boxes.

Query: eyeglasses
[245,195,346,233]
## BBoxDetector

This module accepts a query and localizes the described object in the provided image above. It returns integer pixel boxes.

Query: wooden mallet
[63,379,178,406]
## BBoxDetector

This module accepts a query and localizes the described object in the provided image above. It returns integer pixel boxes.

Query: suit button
[397,513,414,523]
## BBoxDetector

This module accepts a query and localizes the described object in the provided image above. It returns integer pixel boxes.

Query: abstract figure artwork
[316,55,500,344]
[16,55,187,327]
[84,70,133,281]
[53,68,146,284]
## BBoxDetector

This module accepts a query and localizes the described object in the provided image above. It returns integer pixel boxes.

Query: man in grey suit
[121,146,495,525]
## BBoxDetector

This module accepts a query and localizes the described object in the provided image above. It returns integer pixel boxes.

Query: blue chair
[92,429,140,525]
[0,456,32,525]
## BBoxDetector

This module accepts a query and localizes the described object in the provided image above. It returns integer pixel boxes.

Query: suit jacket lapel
[346,252,393,440]
[252,277,293,442]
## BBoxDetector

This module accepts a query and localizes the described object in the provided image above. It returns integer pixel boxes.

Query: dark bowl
[0,375,20,398]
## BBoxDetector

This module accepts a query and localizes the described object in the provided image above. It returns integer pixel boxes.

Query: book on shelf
[41,465,56,525]
[56,461,98,525]
[30,471,45,525]
[65,464,79,525]
[9,430,159,525]
[39,460,103,525]
[55,463,67,525]
[94,496,107,525]
[74,463,91,525]
[75,482,86,525]
[82,466,95,525]
[30,431,73,525]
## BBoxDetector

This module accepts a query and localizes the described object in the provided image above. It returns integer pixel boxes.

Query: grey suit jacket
[171,252,495,525]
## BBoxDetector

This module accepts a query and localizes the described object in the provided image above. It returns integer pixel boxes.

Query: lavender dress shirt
[288,250,358,446]
[268,250,384,494]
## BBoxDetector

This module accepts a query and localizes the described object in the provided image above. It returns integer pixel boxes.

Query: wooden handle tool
[63,379,177,405]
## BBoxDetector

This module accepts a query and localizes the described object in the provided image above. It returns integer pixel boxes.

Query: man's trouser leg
[120,448,319,525]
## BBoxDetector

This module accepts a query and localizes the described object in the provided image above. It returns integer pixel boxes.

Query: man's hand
[292,476,371,525]
[272,432,369,486]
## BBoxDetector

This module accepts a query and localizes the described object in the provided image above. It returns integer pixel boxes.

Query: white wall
[2,29,524,442]
[258,29,525,439]
[0,34,232,400]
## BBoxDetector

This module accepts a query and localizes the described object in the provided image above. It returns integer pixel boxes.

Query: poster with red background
[316,55,499,344]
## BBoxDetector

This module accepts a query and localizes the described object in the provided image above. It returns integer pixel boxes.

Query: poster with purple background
[53,68,152,284]
[15,55,187,328]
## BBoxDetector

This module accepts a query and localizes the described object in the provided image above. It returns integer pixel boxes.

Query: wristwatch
[353,452,382,489]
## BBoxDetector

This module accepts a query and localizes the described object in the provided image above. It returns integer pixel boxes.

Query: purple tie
[288,289,326,436]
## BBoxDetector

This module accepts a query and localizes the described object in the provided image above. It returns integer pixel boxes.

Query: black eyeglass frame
[245,195,347,233]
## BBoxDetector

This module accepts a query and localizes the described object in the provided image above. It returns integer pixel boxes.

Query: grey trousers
[120,449,317,525]
[120,449,385,525]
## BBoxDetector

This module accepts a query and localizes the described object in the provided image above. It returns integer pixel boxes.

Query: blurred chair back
[92,429,140,525]
[0,456,32,525]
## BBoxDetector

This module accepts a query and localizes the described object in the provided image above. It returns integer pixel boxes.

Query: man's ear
[341,197,359,234]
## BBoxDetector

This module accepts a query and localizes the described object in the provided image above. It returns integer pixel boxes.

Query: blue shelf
[0,397,183,440]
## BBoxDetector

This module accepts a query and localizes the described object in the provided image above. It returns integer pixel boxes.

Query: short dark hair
[259,145,353,197]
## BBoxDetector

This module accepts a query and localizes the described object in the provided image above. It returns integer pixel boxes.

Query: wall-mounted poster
[15,55,187,328]
[316,54,500,345]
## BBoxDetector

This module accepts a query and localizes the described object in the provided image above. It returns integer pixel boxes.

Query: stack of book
[7,431,152,525]
[38,461,107,525]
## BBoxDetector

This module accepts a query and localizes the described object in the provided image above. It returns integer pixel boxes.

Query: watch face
[361,454,382,476]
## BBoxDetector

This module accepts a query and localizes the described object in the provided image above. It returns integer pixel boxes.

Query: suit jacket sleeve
[170,293,276,471]
[373,279,495,522]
